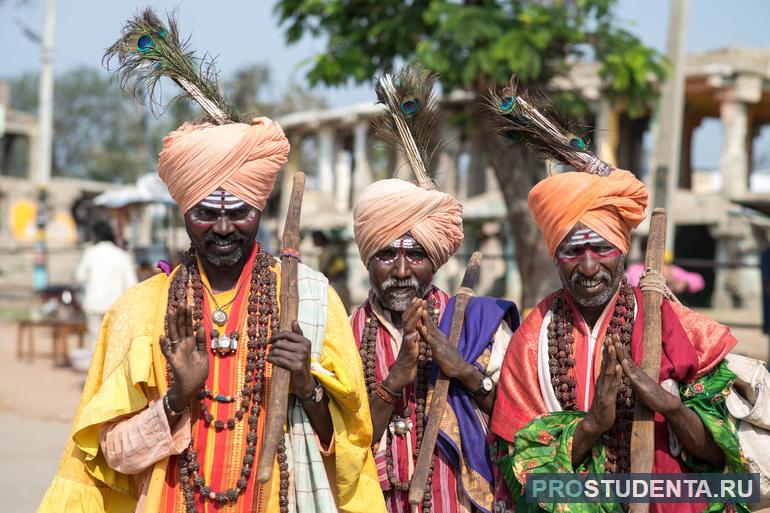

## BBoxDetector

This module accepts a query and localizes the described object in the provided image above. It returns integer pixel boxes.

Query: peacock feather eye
[157,28,168,39]
[137,34,154,52]
[499,96,515,113]
[400,97,419,118]
[569,137,586,150]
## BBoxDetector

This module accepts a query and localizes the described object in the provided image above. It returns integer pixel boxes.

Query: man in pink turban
[38,113,387,513]
[350,178,519,513]
[489,169,745,513]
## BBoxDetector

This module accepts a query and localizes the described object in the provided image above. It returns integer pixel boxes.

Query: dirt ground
[1,318,767,513]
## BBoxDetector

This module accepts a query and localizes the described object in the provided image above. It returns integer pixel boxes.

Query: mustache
[570,269,611,287]
[203,232,245,246]
[381,276,420,292]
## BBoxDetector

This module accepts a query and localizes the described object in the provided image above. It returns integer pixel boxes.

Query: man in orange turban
[350,178,519,513]
[489,169,746,513]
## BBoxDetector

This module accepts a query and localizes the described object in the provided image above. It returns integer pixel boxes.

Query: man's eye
[594,246,615,255]
[408,251,427,260]
[376,250,398,261]
[229,209,249,220]
[192,209,216,221]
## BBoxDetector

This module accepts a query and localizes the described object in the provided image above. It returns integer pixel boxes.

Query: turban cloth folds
[528,169,648,257]
[158,117,290,213]
[353,179,464,269]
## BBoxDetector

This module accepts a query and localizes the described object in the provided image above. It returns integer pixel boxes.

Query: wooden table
[16,318,87,366]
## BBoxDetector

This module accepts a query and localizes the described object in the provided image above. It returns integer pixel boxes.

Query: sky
[1,0,769,168]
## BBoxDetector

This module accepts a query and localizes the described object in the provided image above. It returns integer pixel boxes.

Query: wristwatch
[300,379,324,404]
[471,366,494,397]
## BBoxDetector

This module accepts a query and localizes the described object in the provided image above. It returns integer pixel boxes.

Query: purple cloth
[434,295,518,513]
[156,259,172,276]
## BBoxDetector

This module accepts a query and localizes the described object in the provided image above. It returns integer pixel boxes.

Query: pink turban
[353,179,464,269]
[528,169,648,257]
[158,117,290,213]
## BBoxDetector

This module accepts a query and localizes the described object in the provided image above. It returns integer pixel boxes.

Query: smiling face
[368,235,434,312]
[555,224,626,308]
[184,201,260,269]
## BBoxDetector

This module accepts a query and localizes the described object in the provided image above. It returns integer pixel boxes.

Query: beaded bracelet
[376,382,398,404]
[163,392,186,417]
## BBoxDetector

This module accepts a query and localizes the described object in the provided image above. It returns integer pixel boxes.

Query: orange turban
[353,179,464,269]
[158,117,290,213]
[528,169,648,257]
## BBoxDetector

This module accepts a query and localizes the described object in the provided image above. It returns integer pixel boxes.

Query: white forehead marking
[389,235,418,249]
[199,189,246,211]
[564,228,605,247]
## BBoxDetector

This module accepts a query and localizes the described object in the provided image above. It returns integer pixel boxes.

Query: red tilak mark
[556,247,622,264]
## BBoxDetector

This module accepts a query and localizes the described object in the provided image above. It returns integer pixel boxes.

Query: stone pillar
[334,148,351,212]
[594,98,618,165]
[719,99,750,199]
[318,127,335,197]
[718,74,762,199]
[351,121,372,204]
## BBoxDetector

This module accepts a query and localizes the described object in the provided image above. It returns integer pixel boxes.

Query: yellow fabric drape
[36,265,386,513]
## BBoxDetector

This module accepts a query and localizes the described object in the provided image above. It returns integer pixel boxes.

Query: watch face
[313,385,324,403]
[481,376,494,393]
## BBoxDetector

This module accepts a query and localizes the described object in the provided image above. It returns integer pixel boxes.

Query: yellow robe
[36,265,386,513]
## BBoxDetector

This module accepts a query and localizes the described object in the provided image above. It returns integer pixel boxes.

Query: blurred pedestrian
[626,236,705,295]
[74,221,137,352]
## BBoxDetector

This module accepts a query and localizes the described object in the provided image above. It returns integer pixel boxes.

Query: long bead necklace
[165,248,289,513]
[548,280,636,475]
[359,296,439,513]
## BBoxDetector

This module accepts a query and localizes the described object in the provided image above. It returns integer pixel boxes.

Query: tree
[275,0,667,306]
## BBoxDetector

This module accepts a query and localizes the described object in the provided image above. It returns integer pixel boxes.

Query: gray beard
[200,245,244,268]
[374,277,432,312]
[559,255,626,308]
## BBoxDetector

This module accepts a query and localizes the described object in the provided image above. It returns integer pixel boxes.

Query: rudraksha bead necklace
[359,296,439,513]
[548,279,636,475]
[164,248,289,513]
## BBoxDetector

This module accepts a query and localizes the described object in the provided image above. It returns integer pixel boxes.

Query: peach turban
[158,117,290,213]
[528,169,648,257]
[353,179,464,269]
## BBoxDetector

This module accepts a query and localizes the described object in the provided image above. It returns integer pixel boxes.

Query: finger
[291,320,304,337]
[167,310,179,342]
[175,306,187,341]
[270,338,309,355]
[182,306,193,339]
[270,331,309,346]
[159,335,172,357]
[267,353,303,372]
[195,327,207,352]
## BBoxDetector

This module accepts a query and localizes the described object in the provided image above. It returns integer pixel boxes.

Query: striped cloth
[284,261,338,513]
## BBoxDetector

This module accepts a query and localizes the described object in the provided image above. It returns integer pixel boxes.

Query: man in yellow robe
[36,14,385,512]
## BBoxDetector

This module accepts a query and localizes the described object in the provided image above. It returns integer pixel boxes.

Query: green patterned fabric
[493,362,749,513]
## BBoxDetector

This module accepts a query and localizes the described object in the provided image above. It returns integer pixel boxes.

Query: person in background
[74,221,137,352]
[312,230,351,309]
[625,236,705,295]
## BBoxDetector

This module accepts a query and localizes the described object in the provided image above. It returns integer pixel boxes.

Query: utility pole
[33,0,56,291]
[650,0,689,252]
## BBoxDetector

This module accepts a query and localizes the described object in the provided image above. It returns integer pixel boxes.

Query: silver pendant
[389,416,413,436]
[211,334,237,355]
[212,309,228,326]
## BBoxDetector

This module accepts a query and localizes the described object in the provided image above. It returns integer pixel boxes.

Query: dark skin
[558,227,725,469]
[367,245,493,443]
[163,201,333,446]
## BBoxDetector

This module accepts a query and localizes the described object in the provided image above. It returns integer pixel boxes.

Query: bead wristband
[376,383,397,404]
[163,392,186,417]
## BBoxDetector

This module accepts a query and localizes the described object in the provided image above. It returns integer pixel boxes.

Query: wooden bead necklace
[359,296,439,513]
[164,248,290,513]
[548,280,636,475]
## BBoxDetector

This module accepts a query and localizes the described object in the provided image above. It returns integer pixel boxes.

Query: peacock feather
[486,75,613,176]
[103,8,238,124]
[373,65,441,189]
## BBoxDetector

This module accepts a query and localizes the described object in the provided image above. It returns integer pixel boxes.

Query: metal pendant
[210,332,237,355]
[389,416,413,437]
[212,309,228,326]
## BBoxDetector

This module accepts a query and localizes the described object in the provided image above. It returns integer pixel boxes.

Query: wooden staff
[629,208,666,513]
[408,251,483,505]
[256,172,306,484]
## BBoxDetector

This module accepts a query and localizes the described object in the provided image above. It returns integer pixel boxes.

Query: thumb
[291,320,304,337]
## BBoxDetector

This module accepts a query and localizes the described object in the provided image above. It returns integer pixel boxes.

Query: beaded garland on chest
[547,279,636,475]
[359,296,440,513]
[164,248,290,513]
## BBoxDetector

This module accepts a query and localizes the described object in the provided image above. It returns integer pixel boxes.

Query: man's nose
[212,213,235,236]
[392,255,412,279]
[577,251,600,276]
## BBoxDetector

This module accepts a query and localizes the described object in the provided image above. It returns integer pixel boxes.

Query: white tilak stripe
[199,200,246,210]
[389,236,417,249]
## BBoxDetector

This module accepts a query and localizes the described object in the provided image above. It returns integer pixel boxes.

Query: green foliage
[275,0,667,116]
